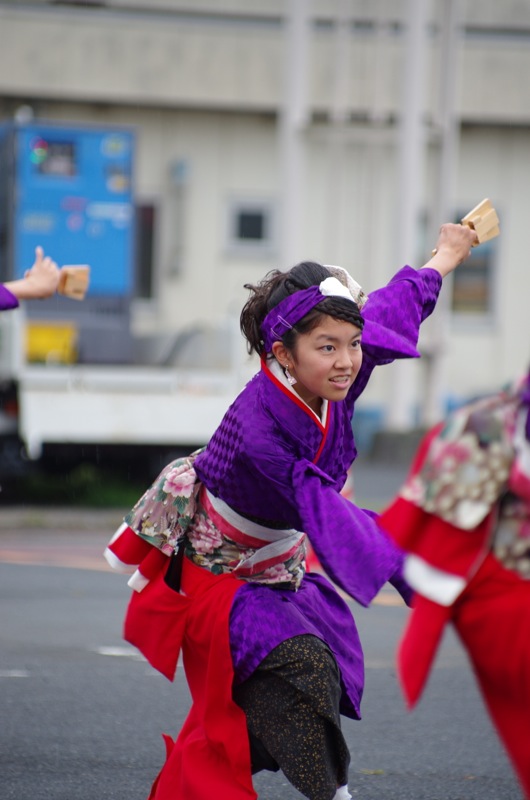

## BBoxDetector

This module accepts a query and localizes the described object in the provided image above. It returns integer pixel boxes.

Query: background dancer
[379,369,530,799]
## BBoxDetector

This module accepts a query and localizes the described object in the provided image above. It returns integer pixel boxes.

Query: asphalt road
[0,482,522,800]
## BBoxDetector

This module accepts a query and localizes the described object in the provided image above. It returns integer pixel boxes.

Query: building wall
[1,0,530,422]
[2,2,530,123]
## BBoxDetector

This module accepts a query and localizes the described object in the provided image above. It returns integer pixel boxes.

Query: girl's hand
[424,223,478,278]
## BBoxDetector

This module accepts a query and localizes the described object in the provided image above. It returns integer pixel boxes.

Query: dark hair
[240,261,363,356]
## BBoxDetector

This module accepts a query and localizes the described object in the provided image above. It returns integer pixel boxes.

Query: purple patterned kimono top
[191,265,442,718]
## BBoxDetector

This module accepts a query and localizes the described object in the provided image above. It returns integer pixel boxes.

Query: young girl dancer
[106,222,476,800]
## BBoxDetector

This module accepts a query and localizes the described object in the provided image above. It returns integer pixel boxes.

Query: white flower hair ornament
[323,265,368,309]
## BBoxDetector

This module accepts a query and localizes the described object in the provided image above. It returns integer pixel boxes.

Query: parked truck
[0,120,246,478]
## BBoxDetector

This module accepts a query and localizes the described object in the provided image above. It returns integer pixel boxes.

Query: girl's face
[274,316,363,415]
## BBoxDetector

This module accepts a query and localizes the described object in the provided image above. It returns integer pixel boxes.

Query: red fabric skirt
[124,555,256,800]
[453,553,530,799]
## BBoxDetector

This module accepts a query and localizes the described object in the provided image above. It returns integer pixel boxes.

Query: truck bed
[17,364,244,458]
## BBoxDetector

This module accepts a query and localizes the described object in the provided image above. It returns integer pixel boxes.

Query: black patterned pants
[232,634,351,800]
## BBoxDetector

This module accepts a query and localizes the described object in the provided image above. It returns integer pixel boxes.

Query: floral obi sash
[394,382,530,583]
[106,451,307,591]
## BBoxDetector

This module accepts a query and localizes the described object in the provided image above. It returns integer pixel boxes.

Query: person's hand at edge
[4,246,61,300]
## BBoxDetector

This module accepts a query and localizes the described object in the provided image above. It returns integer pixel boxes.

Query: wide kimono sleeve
[346,265,442,404]
[0,285,19,311]
[234,438,403,606]
[289,456,405,606]
[360,266,441,363]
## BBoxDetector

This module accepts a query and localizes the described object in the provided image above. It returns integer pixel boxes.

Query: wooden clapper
[461,198,500,245]
[432,198,500,256]
[58,265,91,301]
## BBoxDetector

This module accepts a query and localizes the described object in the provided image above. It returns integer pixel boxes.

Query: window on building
[135,203,156,299]
[226,199,276,254]
[451,239,496,316]
[237,210,265,241]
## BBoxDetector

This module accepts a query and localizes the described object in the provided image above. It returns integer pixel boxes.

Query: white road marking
[95,646,145,659]
[0,669,30,678]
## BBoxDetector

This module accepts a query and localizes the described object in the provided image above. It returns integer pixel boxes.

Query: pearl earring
[284,364,297,386]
